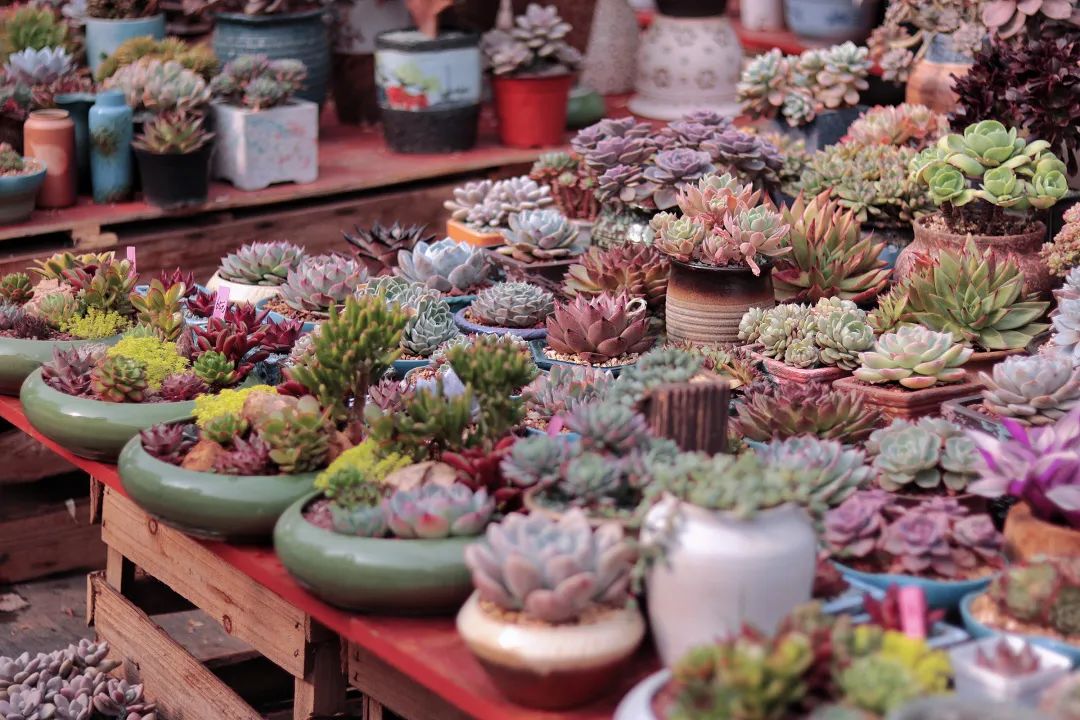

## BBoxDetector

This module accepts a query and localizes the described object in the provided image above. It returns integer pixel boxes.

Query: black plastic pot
[656,0,727,17]
[134,143,213,210]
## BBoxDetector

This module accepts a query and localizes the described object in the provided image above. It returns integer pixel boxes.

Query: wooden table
[0,396,657,720]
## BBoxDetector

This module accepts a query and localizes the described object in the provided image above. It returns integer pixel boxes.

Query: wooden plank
[0,428,77,484]
[88,573,261,720]
[100,487,312,677]
[347,641,472,720]
[293,635,347,720]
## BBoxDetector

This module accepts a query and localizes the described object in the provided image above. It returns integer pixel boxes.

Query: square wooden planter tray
[833,376,983,420]
[747,348,849,385]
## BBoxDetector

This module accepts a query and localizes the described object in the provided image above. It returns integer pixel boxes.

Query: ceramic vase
[88,91,133,204]
[783,0,878,41]
[665,260,775,344]
[23,109,76,209]
[580,0,639,95]
[211,101,319,191]
[84,14,166,75]
[331,0,412,124]
[53,92,96,195]
[906,32,974,115]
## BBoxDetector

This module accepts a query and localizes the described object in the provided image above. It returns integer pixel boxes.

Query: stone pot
[20,368,194,462]
[205,271,283,306]
[1003,501,1080,563]
[833,376,983,421]
[118,433,317,541]
[210,100,319,191]
[748,348,849,386]
[0,335,120,396]
[905,32,974,116]
[666,260,775,345]
[580,0,639,95]
[642,496,816,666]
[894,214,1053,298]
[273,492,475,613]
[456,591,645,710]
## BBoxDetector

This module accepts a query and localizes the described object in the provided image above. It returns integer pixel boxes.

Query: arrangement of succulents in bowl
[205,240,307,306]
[444,176,553,247]
[394,237,497,312]
[732,381,884,445]
[0,141,47,223]
[453,281,554,340]
[260,253,368,330]
[536,292,659,375]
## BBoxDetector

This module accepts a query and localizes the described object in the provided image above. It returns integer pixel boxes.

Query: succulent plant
[546,292,656,365]
[842,103,949,150]
[866,417,979,493]
[42,344,105,397]
[814,306,876,371]
[192,349,239,388]
[444,176,552,231]
[563,400,652,455]
[217,240,305,286]
[480,4,581,76]
[96,35,219,82]
[814,42,872,110]
[396,238,492,295]
[700,204,791,276]
[201,411,248,445]
[63,258,137,317]
[280,255,367,315]
[468,281,554,329]
[91,354,148,402]
[1053,297,1080,365]
[734,382,882,444]
[140,422,196,464]
[640,149,716,210]
[563,244,669,309]
[981,353,1080,425]
[255,395,330,473]
[92,678,156,718]
[972,638,1041,677]
[881,506,957,576]
[700,128,784,191]
[867,284,911,335]
[737,48,791,120]
[989,558,1080,636]
[401,295,459,358]
[863,584,945,633]
[384,482,493,539]
[132,109,213,154]
[211,434,272,476]
[854,326,973,389]
[757,436,872,511]
[158,371,207,402]
[210,54,306,110]
[103,57,211,113]
[0,303,48,339]
[1,6,68,55]
[529,151,598,221]
[497,209,583,263]
[499,434,568,489]
[1043,206,1080,279]
[464,509,635,624]
[343,221,432,275]
[523,363,614,426]
[4,46,74,86]
[983,0,1079,38]
[0,272,33,306]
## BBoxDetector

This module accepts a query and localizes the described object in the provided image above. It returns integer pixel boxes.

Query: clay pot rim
[913,213,1045,245]
[671,258,773,274]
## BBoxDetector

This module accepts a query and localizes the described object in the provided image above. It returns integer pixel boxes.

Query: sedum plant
[217,240,305,286]
[210,54,306,110]
[853,326,972,389]
[1042,202,1080,277]
[563,243,669,309]
[546,292,657,365]
[529,151,598,221]
[981,353,1080,425]
[865,417,979,493]
[468,281,553,329]
[734,382,882,444]
[395,238,493,295]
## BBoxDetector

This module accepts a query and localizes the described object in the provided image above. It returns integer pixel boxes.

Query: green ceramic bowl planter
[0,335,121,396]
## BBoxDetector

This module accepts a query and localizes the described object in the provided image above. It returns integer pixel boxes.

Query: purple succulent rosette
[640,148,715,210]
[824,489,891,558]
[570,116,653,156]
[882,509,956,577]
[386,483,494,539]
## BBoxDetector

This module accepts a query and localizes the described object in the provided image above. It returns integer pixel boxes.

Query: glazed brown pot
[23,109,76,209]
[747,348,849,386]
[833,376,982,421]
[904,33,973,115]
[1003,501,1080,562]
[894,214,1053,298]
[666,261,775,345]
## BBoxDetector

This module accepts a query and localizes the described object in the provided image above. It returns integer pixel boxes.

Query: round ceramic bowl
[119,434,317,541]
[528,340,634,378]
[20,368,195,461]
[273,492,475,613]
[835,561,994,611]
[443,295,475,313]
[205,272,284,306]
[0,334,121,396]
[614,669,669,720]
[453,308,547,340]
[0,166,46,224]
[960,591,1080,667]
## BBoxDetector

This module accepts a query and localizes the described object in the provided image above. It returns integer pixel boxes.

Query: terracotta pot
[833,376,983,420]
[894,214,1053,298]
[446,218,504,248]
[905,33,973,116]
[666,261,774,345]
[23,109,76,209]
[748,348,849,386]
[1003,501,1080,563]
[962,348,1025,381]
[492,73,574,149]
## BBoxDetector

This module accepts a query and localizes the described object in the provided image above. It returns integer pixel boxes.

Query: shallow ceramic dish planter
[833,375,982,421]
[205,272,282,306]
[961,591,1080,667]
[211,101,318,192]
[20,369,194,462]
[446,218,504,248]
[747,348,848,386]
[1003,502,1080,563]
[942,395,1005,435]
[835,561,994,611]
[951,634,1071,704]
[118,434,317,541]
[0,335,120,396]
[529,340,634,378]
[453,308,547,341]
[273,492,474,613]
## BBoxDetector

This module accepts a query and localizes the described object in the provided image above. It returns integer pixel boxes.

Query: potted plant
[836,325,982,420]
[456,510,642,709]
[205,240,306,306]
[951,635,1071,705]
[1042,205,1080,278]
[0,141,45,223]
[968,407,1080,562]
[343,220,433,276]
[259,254,367,330]
[494,208,586,284]
[1,44,92,154]
[519,363,614,435]
[825,490,1004,609]
[1052,288,1080,367]
[737,298,874,386]
[861,416,980,502]
[898,121,1070,297]
[948,353,1080,432]
[328,0,411,126]
[732,381,883,445]
[538,292,658,374]
[360,276,460,373]
[95,35,219,83]
[395,237,496,310]
[131,109,214,209]
[563,242,670,314]
[208,54,316,191]
[651,172,790,345]
[443,175,553,247]
[481,4,582,149]
[528,150,599,224]
[83,0,165,76]
[453,280,554,340]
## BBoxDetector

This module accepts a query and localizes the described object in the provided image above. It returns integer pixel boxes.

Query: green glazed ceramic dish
[0,335,121,396]
[119,434,317,541]
[20,368,194,461]
[274,491,475,614]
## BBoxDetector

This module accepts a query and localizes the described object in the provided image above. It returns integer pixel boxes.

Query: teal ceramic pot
[960,591,1080,667]
[782,0,878,41]
[89,91,133,204]
[254,298,316,333]
[567,86,605,129]
[0,166,46,223]
[54,93,95,195]
[0,335,120,396]
[834,561,994,611]
[84,15,166,75]
[529,339,634,378]
[274,492,475,613]
[118,434,317,541]
[214,10,330,106]
[392,357,430,376]
[20,369,194,461]
[444,295,475,313]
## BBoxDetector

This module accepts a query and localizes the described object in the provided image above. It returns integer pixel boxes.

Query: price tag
[898,586,928,639]
[125,246,137,273]
[212,286,230,319]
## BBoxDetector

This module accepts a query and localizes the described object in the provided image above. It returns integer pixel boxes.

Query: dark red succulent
[158,268,196,298]
[225,303,270,329]
[441,435,521,513]
[191,318,268,377]
[259,318,304,355]
[186,288,216,318]
[140,423,196,465]
[159,371,209,402]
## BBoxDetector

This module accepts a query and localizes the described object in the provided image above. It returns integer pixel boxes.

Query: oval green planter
[20,368,194,462]
[0,334,121,396]
[119,435,317,542]
[274,491,474,614]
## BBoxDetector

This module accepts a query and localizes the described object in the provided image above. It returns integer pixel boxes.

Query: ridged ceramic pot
[84,14,166,75]
[0,335,120,396]
[118,434,317,541]
[666,260,775,344]
[20,369,194,461]
[23,109,76,208]
[88,91,133,204]
[906,32,974,115]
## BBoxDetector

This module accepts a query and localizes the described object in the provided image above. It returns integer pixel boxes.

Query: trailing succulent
[865,417,979,493]
[217,240,305,286]
[980,353,1080,425]
[467,281,554,329]
[854,325,973,389]
[987,558,1080,637]
[739,298,875,371]
[395,237,493,295]
[444,176,552,232]
[563,243,669,310]
[546,292,657,365]
[733,382,882,444]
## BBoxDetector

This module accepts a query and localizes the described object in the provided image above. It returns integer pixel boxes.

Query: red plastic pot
[491,73,574,149]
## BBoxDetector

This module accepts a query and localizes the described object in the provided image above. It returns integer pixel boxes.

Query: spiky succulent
[866,417,979,493]
[989,558,1080,637]
[444,176,552,231]
[396,238,492,295]
[1,6,68,55]
[563,243,669,309]
[192,349,239,387]
[868,285,911,335]
[91,355,148,402]
[158,371,207,402]
[497,209,583,263]
[854,326,973,389]
[384,482,494,539]
[0,303,48,339]
[981,353,1080,425]
[218,240,305,286]
[401,295,459,358]
[756,436,872,511]
[468,281,554,329]
[201,411,248,445]
[546,292,657,364]
[523,363,614,425]
[464,509,635,624]
[132,109,213,154]
[343,221,432,275]
[4,46,74,86]
[140,423,196,464]
[563,400,652,455]
[698,204,792,276]
[279,255,367,315]
[42,344,105,397]
[734,382,882,443]
[0,272,33,306]
[213,434,273,476]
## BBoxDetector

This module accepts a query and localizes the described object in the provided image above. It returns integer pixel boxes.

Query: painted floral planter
[666,261,775,345]
[273,492,474,613]
[835,561,993,611]
[118,435,317,541]
[748,348,848,386]
[205,272,283,306]
[1003,501,1080,564]
[20,368,194,461]
[446,218,504,248]
[84,15,166,75]
[529,339,634,378]
[833,376,983,421]
[453,307,547,340]
[211,101,319,192]
[960,591,1080,667]
[0,335,120,396]
[456,592,645,710]
[0,166,46,223]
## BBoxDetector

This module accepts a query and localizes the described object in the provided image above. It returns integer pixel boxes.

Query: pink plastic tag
[125,246,137,273]
[898,586,928,639]
[212,287,230,319]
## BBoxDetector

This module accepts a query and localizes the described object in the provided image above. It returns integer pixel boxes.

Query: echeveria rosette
[757,436,872,513]
[823,489,892,559]
[651,214,707,264]
[1053,297,1080,364]
[951,514,1003,571]
[595,164,646,206]
[640,149,715,210]
[385,483,494,539]
[570,117,653,157]
[699,205,791,276]
[867,418,979,493]
[854,326,973,389]
[395,238,492,296]
[882,508,957,578]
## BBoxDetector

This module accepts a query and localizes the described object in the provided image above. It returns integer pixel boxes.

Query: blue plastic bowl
[392,358,430,377]
[960,590,1080,667]
[834,561,995,611]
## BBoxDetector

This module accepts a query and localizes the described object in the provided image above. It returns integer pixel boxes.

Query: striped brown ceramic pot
[665,260,775,345]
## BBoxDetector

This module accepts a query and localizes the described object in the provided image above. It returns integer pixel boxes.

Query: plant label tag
[212,287,230,319]
[898,586,928,639]
[126,246,137,273]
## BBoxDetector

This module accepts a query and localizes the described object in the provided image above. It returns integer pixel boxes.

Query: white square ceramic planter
[951,636,1071,705]
[211,100,319,192]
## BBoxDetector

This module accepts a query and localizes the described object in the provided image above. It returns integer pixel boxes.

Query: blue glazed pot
[834,561,994,611]
[782,0,878,41]
[84,15,166,75]
[214,10,330,106]
[960,591,1080,667]
[0,166,46,223]
[443,295,475,313]
[53,93,95,195]
[529,339,635,378]
[453,307,546,340]
[88,90,133,204]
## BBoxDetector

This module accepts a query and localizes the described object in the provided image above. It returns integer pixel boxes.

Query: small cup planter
[666,260,775,345]
[84,14,166,75]
[453,307,547,341]
[0,164,46,223]
[0,335,121,396]
[1003,501,1080,564]
[747,348,849,386]
[456,591,645,710]
[941,395,1006,435]
[273,492,475,613]
[492,250,582,286]
[529,339,636,378]
[134,143,213,210]
[951,634,1071,704]
[834,560,994,611]
[491,73,574,149]
[961,590,1080,667]
[613,669,669,720]
[211,100,318,192]
[118,434,317,541]
[446,218,504,248]
[832,376,983,421]
[205,273,283,306]
[20,368,195,462]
